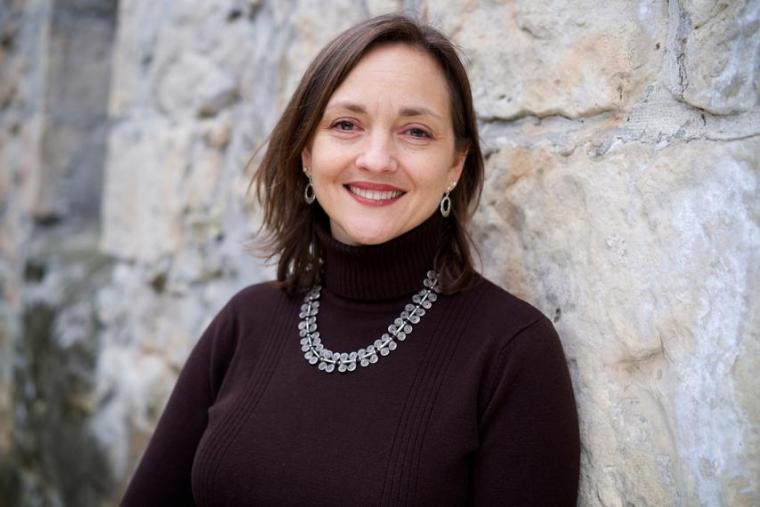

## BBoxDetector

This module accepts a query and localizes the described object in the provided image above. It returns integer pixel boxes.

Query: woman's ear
[301,147,312,174]
[449,149,467,183]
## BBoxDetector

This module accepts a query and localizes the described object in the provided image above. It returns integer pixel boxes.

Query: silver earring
[440,191,451,217]
[304,173,316,204]
[440,182,456,217]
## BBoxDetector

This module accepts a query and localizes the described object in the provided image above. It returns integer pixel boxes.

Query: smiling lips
[345,182,405,206]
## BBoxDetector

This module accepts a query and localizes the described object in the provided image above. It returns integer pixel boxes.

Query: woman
[122,14,580,506]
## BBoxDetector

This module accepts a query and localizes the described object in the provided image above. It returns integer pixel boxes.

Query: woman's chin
[330,220,400,246]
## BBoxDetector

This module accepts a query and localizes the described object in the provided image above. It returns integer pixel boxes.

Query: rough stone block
[681,0,760,114]
[426,0,667,119]
[474,136,760,505]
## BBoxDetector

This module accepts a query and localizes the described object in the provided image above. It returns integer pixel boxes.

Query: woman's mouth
[344,183,405,206]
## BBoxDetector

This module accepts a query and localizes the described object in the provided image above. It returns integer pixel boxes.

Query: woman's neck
[314,212,444,301]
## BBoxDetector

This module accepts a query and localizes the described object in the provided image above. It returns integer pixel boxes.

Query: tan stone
[475,137,760,505]
[425,0,667,119]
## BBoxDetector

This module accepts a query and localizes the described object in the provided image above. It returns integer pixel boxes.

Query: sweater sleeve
[469,316,580,506]
[120,302,236,506]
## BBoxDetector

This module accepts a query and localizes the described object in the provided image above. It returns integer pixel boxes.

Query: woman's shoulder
[229,279,282,300]
[467,273,552,325]
[222,279,295,318]
[228,280,290,308]
[455,273,558,350]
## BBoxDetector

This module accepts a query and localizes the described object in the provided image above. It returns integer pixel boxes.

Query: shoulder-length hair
[251,13,484,295]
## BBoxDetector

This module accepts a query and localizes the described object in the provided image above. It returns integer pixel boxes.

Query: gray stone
[100,118,192,263]
[156,52,238,118]
[366,0,404,16]
[680,0,760,114]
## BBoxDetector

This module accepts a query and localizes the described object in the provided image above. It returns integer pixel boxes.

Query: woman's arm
[469,316,580,506]
[120,303,235,506]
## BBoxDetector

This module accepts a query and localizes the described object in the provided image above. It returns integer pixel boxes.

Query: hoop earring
[439,191,451,217]
[304,175,316,204]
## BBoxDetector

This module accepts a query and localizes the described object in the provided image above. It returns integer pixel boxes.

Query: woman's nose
[355,131,398,173]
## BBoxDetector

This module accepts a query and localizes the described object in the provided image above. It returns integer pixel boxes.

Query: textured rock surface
[475,136,759,505]
[428,0,668,120]
[0,0,119,504]
[1,0,758,505]
[679,0,760,114]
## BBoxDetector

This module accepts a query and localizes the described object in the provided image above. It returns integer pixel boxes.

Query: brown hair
[251,13,484,295]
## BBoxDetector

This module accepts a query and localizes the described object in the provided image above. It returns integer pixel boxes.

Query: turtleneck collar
[314,212,444,301]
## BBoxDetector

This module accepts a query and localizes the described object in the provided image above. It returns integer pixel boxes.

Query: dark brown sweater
[121,214,580,506]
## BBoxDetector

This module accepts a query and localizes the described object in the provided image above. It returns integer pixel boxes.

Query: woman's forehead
[325,43,451,118]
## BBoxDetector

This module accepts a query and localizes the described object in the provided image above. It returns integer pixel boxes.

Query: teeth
[348,186,403,201]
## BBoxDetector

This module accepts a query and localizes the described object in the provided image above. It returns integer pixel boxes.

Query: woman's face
[302,43,466,246]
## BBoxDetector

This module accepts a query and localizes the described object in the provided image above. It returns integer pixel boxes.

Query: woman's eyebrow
[398,106,442,119]
[325,101,442,119]
[325,101,366,114]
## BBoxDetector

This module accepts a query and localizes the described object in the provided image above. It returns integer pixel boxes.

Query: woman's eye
[406,127,430,139]
[333,120,356,131]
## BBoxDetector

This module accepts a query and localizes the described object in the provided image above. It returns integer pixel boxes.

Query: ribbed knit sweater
[121,213,580,506]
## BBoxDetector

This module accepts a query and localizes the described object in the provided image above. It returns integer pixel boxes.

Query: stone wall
[1,0,119,504]
[0,0,758,505]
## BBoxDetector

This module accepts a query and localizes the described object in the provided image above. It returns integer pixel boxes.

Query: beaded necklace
[299,270,440,373]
